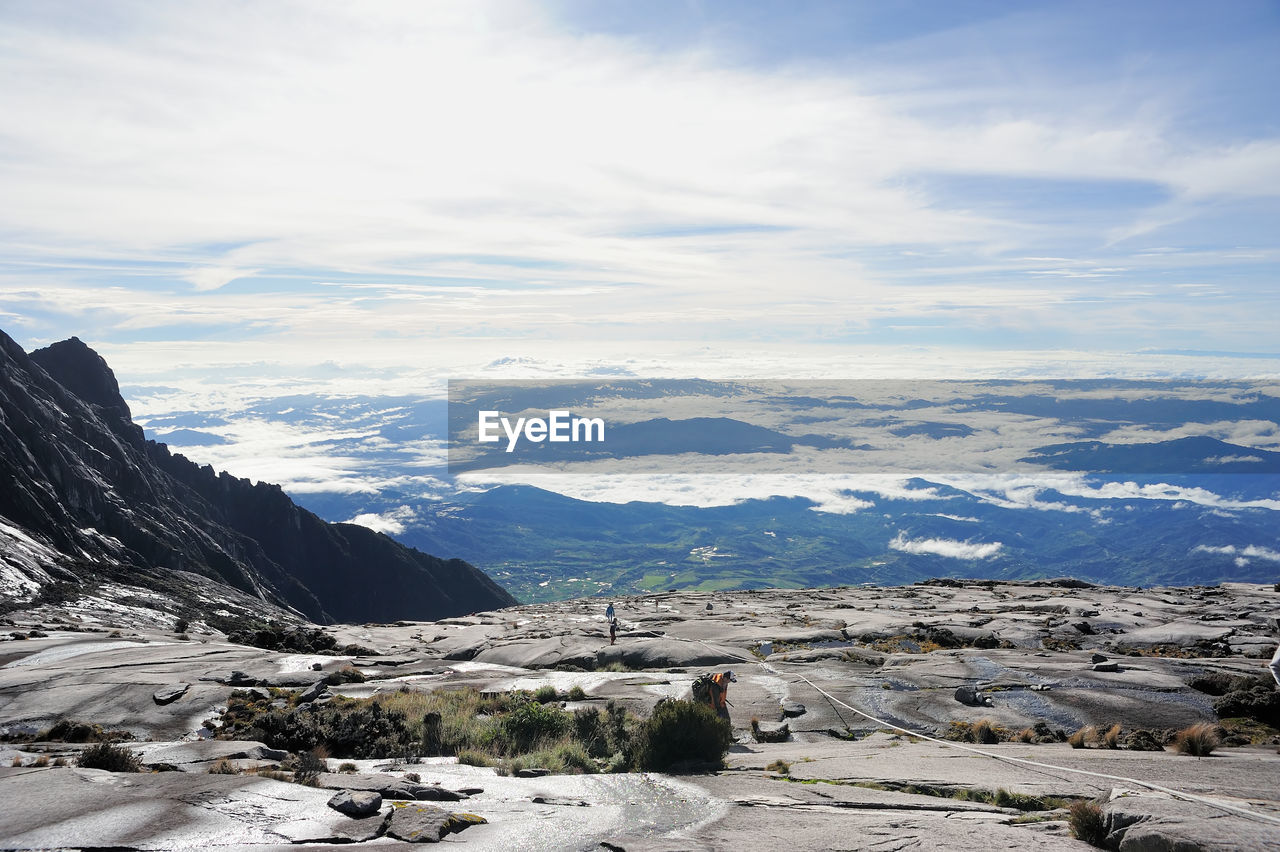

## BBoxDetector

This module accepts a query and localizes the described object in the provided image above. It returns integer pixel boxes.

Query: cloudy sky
[2,0,1279,376]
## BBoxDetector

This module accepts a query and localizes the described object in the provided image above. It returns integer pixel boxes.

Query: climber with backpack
[692,670,736,720]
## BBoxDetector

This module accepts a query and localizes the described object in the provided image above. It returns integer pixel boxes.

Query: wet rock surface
[1,580,1279,849]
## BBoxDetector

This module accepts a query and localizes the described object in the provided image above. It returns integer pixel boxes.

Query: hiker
[709,670,736,720]
[605,602,615,622]
[1269,642,1280,687]
[609,618,617,645]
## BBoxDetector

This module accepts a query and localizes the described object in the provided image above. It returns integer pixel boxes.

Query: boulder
[1093,661,1121,673]
[152,683,190,705]
[327,789,382,818]
[954,686,988,706]
[1091,653,1109,663]
[514,767,551,778]
[383,803,486,843]
[753,720,790,743]
[781,702,806,718]
[297,680,327,704]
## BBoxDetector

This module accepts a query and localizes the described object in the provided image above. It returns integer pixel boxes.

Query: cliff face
[0,329,515,621]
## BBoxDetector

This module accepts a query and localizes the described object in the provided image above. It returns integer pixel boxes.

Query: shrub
[1014,727,1035,743]
[1124,730,1165,752]
[568,685,587,702]
[292,746,328,785]
[499,699,570,753]
[1212,676,1280,728]
[32,754,49,767]
[10,755,21,767]
[1068,800,1108,846]
[325,666,366,686]
[208,758,239,774]
[633,699,732,772]
[42,719,112,743]
[338,761,358,773]
[174,618,189,634]
[1101,724,1121,749]
[78,742,142,772]
[765,759,790,775]
[1174,723,1219,756]
[534,685,559,704]
[456,749,494,767]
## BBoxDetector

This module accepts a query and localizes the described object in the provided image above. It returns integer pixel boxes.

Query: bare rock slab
[1106,792,1280,851]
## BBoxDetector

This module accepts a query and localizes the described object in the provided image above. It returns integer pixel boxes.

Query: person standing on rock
[710,670,736,720]
[1269,641,1280,687]
[609,617,617,645]
[606,602,615,622]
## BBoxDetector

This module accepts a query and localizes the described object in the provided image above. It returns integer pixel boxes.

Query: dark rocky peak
[30,336,132,421]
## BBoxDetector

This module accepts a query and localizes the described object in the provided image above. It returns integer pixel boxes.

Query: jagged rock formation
[0,329,515,622]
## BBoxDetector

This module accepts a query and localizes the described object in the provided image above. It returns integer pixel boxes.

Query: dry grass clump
[765,759,790,775]
[1068,726,1095,749]
[77,742,142,772]
[1174,723,1220,756]
[1068,800,1108,846]
[942,719,1007,744]
[1100,724,1121,749]
[208,758,240,774]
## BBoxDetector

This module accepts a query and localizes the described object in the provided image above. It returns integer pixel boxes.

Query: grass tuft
[1174,723,1219,756]
[1068,800,1108,846]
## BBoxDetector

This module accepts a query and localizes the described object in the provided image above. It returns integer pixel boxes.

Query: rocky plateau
[2,579,1279,850]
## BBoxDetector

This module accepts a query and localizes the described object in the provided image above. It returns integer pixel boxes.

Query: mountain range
[0,330,515,622]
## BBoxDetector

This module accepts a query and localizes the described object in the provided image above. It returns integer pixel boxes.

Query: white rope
[756,658,1280,828]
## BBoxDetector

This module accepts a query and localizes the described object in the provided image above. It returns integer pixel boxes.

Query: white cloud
[1192,544,1280,562]
[345,505,416,535]
[183,266,258,292]
[2,2,1278,350]
[889,532,1002,560]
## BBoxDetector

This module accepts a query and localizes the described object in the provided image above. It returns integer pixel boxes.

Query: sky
[2,0,1279,377]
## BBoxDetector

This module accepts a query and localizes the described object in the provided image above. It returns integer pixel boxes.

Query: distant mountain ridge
[0,330,515,622]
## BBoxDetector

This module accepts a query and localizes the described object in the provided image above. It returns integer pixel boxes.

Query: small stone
[327,789,382,818]
[954,686,982,706]
[1091,653,1108,663]
[311,662,323,671]
[1093,661,1120,673]
[781,702,806,718]
[532,796,589,806]
[514,767,551,778]
[152,683,190,705]
[224,670,258,687]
